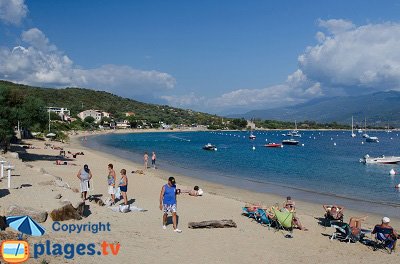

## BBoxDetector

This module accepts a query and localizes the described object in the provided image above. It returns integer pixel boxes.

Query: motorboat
[286,121,301,137]
[282,139,299,145]
[365,136,379,143]
[360,154,400,164]
[203,143,217,151]
[249,133,256,140]
[264,143,283,148]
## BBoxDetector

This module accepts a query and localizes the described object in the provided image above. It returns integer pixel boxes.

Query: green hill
[0,80,221,126]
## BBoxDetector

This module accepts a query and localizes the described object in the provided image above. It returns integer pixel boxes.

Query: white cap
[382,217,390,223]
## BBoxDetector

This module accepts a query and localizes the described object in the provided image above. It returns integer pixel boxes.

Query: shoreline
[1,130,399,263]
[82,131,400,219]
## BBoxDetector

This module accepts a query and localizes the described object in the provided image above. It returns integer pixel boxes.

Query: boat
[360,154,400,164]
[285,121,301,137]
[351,116,356,138]
[282,139,299,145]
[203,143,217,151]
[264,143,283,148]
[365,136,379,143]
[249,133,256,140]
[357,129,363,133]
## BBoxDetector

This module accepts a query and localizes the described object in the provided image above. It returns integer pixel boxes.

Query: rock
[55,194,62,199]
[188,219,237,229]
[50,202,85,221]
[7,205,48,223]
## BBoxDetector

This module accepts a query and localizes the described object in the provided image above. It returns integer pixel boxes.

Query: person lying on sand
[178,186,204,196]
[55,160,78,166]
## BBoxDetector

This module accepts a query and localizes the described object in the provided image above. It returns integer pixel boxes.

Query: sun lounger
[271,207,294,231]
[373,226,398,254]
[330,222,367,243]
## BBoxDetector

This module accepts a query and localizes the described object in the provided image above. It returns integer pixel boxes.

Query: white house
[115,120,130,129]
[47,107,71,121]
[78,110,103,123]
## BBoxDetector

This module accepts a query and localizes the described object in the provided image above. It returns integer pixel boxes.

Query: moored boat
[249,133,256,140]
[203,143,217,151]
[264,143,283,148]
[360,154,400,164]
[282,139,299,145]
[365,136,379,143]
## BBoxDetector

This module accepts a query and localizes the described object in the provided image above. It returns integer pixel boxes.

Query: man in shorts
[159,177,182,233]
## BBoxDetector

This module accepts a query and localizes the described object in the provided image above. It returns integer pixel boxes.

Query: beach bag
[104,197,112,206]
[115,187,121,200]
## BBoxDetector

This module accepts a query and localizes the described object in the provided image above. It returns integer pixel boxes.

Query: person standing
[159,177,182,233]
[77,164,93,201]
[144,152,149,170]
[119,169,128,205]
[107,164,117,205]
[151,151,156,169]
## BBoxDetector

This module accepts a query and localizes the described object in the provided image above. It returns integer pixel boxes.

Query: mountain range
[231,91,400,127]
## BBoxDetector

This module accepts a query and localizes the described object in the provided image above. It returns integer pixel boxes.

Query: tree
[84,116,96,124]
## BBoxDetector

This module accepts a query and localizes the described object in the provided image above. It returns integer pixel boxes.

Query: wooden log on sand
[188,219,237,229]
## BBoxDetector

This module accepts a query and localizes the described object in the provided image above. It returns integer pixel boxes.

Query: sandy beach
[0,130,399,264]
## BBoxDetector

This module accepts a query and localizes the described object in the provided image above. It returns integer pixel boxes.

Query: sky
[1,0,400,114]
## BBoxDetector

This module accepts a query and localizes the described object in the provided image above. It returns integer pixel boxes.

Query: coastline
[0,130,399,263]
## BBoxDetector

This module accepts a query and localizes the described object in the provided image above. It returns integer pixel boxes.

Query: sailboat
[351,116,356,138]
[286,121,301,137]
[363,118,379,143]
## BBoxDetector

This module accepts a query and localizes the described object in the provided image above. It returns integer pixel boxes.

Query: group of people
[76,163,128,206]
[143,151,156,170]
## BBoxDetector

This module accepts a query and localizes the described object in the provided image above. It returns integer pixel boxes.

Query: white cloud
[170,19,400,113]
[299,20,400,94]
[0,0,27,25]
[0,28,176,96]
[161,93,205,108]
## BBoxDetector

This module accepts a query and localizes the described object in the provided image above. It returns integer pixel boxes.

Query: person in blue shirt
[159,177,182,233]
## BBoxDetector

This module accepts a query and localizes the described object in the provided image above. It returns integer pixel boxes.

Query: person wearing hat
[159,177,182,233]
[77,164,93,201]
[372,217,398,251]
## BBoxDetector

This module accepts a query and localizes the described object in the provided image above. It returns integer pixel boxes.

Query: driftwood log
[188,219,237,229]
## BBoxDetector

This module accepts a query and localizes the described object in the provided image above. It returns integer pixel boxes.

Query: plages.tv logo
[1,240,30,263]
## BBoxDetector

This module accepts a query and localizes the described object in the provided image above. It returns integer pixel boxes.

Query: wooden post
[188,219,237,229]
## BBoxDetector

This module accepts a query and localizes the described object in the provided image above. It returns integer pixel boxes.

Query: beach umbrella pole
[4,165,14,189]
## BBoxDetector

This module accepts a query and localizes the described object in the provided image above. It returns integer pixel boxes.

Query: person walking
[144,152,149,170]
[159,177,182,233]
[151,151,156,169]
[77,164,93,201]
[107,164,117,205]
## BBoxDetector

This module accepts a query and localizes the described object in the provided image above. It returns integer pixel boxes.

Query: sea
[86,130,400,218]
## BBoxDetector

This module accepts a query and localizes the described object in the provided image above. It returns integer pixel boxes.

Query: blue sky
[1,0,400,114]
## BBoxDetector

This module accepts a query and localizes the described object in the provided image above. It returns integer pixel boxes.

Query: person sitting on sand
[179,186,204,196]
[118,169,128,206]
[372,217,398,251]
[323,204,344,221]
[281,197,307,231]
[77,164,93,201]
[348,216,368,238]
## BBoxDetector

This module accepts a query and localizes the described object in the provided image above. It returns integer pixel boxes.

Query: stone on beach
[188,219,237,229]
[6,205,48,223]
[50,201,85,221]
[54,194,62,199]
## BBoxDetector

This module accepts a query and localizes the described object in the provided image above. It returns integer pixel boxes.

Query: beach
[0,130,399,263]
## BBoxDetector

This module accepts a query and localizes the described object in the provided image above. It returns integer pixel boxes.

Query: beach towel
[115,187,121,200]
[109,205,147,213]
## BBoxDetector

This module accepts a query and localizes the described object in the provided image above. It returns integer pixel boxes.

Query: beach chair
[323,212,344,227]
[242,207,257,218]
[330,222,366,243]
[255,208,274,229]
[271,207,294,231]
[372,226,397,254]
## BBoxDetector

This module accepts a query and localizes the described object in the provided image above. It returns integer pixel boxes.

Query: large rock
[50,202,85,221]
[6,205,48,223]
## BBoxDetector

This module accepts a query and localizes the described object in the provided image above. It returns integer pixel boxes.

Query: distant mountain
[232,91,400,127]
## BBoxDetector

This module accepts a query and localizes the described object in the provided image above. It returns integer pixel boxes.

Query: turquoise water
[87,130,400,217]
